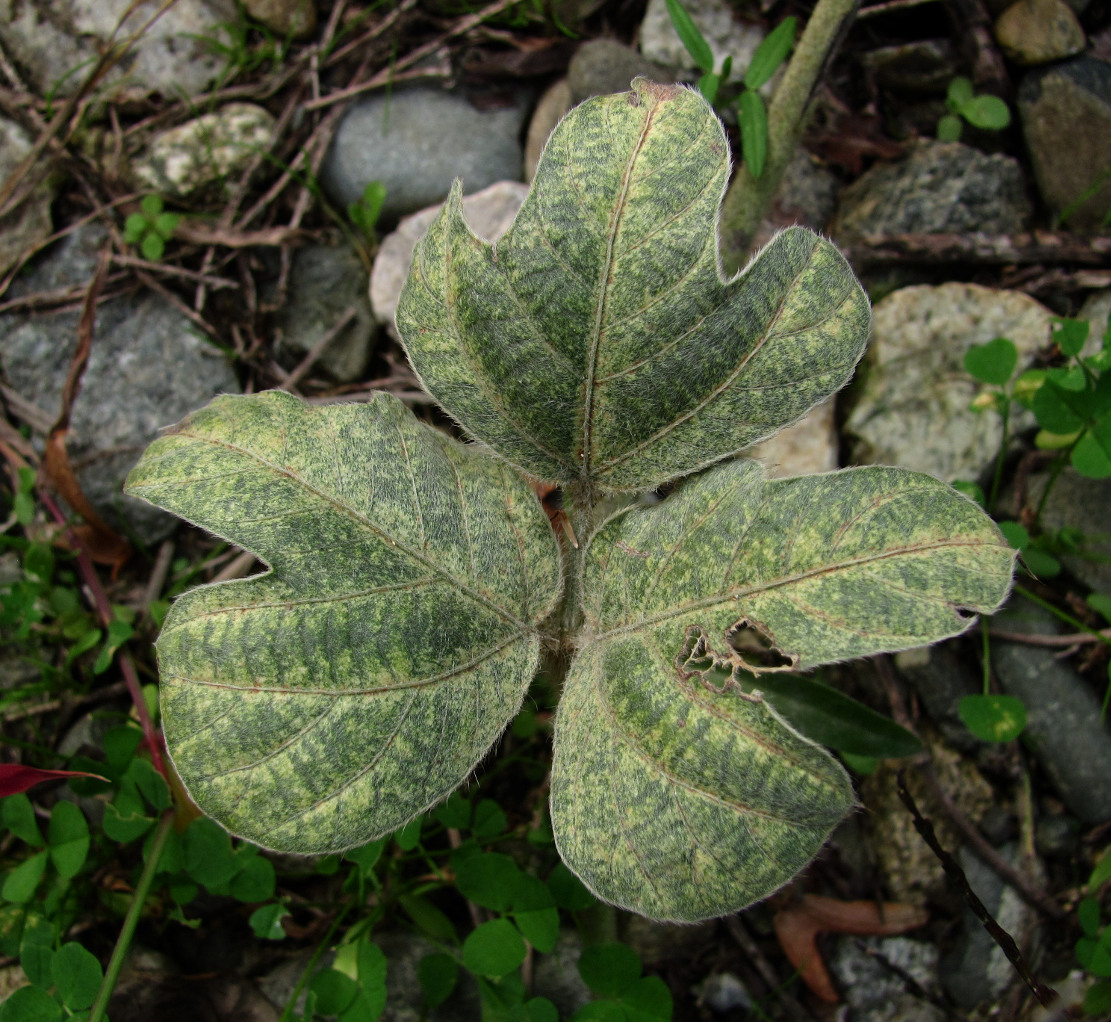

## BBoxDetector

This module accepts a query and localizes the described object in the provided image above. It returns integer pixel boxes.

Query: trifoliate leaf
[396,79,869,493]
[552,460,1015,920]
[125,390,561,851]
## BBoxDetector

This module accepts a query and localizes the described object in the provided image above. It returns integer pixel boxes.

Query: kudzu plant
[126,79,1015,923]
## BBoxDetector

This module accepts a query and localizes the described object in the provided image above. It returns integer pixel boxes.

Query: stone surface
[567,39,678,104]
[831,140,1032,239]
[0,0,237,99]
[860,40,956,95]
[1079,288,1111,343]
[1019,58,1111,230]
[845,283,1052,482]
[531,930,592,1017]
[749,397,837,479]
[639,0,764,79]
[272,243,376,383]
[995,0,1085,66]
[939,846,1038,1008]
[830,936,943,1022]
[894,641,982,751]
[750,150,841,250]
[319,87,528,223]
[132,103,275,200]
[0,116,54,279]
[244,0,316,38]
[993,602,1111,824]
[370,181,530,338]
[1028,468,1111,594]
[526,78,573,181]
[0,226,239,543]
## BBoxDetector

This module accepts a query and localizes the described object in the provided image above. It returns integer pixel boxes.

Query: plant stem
[279,899,354,1022]
[1016,585,1111,647]
[88,810,173,1022]
[718,0,860,272]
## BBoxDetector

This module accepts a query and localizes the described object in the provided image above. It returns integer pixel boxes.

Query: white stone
[0,116,54,278]
[639,0,765,82]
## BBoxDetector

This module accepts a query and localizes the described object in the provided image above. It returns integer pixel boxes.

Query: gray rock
[319,88,528,223]
[749,397,837,479]
[829,936,943,1022]
[695,972,752,1013]
[1079,288,1111,343]
[831,140,1032,239]
[243,0,316,38]
[0,0,238,99]
[525,79,573,182]
[567,40,679,104]
[845,283,1052,481]
[1028,468,1111,594]
[639,0,764,80]
[993,603,1111,823]
[0,116,55,279]
[939,846,1037,1008]
[272,243,376,383]
[0,226,239,543]
[750,149,841,250]
[370,181,530,339]
[1019,58,1111,230]
[131,103,275,200]
[995,0,1085,66]
[860,40,957,95]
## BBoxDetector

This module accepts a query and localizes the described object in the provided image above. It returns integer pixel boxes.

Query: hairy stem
[718,0,860,272]
[88,811,173,1022]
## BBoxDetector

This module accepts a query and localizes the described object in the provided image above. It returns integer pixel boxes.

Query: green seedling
[348,181,387,244]
[937,76,1011,142]
[1077,849,1111,1016]
[125,81,1013,923]
[123,195,181,262]
[665,0,796,178]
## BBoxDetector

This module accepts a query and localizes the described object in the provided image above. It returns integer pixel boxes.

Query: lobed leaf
[552,460,1015,920]
[125,390,561,851]
[396,79,870,494]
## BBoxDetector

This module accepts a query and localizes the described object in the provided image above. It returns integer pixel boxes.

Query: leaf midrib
[591,536,1013,641]
[162,430,535,634]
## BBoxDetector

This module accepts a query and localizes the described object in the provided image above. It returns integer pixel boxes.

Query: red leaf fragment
[0,763,109,797]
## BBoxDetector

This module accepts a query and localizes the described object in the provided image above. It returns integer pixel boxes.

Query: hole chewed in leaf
[727,618,799,673]
[674,621,799,700]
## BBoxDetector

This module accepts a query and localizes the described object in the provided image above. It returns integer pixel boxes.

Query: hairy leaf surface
[125,391,561,851]
[396,78,870,493]
[551,460,1015,920]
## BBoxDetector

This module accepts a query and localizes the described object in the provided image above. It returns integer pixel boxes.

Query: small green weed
[347,182,387,245]
[123,195,181,262]
[665,0,796,178]
[937,76,1010,142]
[1078,848,1111,1016]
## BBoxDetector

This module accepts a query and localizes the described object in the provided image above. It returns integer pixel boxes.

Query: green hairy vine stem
[126,79,1015,922]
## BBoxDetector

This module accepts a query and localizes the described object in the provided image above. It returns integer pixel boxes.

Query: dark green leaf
[249,902,289,940]
[154,212,181,240]
[183,817,238,889]
[19,938,54,988]
[1073,429,1111,478]
[1047,365,1087,392]
[737,89,767,178]
[527,997,559,1022]
[946,77,974,107]
[513,907,559,953]
[959,694,1026,743]
[548,863,596,911]
[128,758,170,812]
[140,232,165,262]
[357,939,387,989]
[47,801,89,880]
[434,792,472,829]
[619,975,673,1020]
[311,968,359,1015]
[52,942,102,1011]
[124,213,148,243]
[1079,897,1102,937]
[744,16,796,90]
[473,799,507,839]
[418,953,459,1007]
[664,0,714,73]
[696,70,720,106]
[964,338,1017,386]
[1088,593,1111,625]
[936,114,962,141]
[462,918,527,978]
[2,852,47,903]
[345,837,388,873]
[455,852,521,911]
[1019,545,1061,579]
[571,1004,627,1022]
[1033,380,1089,434]
[0,985,64,1022]
[229,854,275,902]
[399,894,458,943]
[1052,317,1090,357]
[997,521,1028,549]
[140,194,163,217]
[395,816,423,851]
[1085,980,1111,1016]
[578,943,641,997]
[339,988,386,1022]
[749,673,922,758]
[2,795,44,846]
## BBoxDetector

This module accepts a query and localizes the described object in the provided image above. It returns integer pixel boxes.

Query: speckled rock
[845,283,1052,482]
[1019,57,1111,230]
[319,88,528,223]
[0,226,239,543]
[131,103,275,200]
[370,181,530,338]
[749,398,837,479]
[831,140,1032,239]
[831,937,943,1022]
[0,116,54,278]
[243,0,316,39]
[1027,468,1111,597]
[639,0,764,80]
[860,39,957,95]
[0,0,237,99]
[995,0,1085,66]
